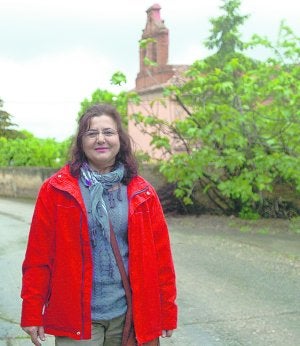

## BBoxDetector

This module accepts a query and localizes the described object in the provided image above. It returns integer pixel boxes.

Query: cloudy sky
[1,0,299,141]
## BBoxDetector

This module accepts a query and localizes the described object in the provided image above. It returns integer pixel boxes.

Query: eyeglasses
[84,129,118,139]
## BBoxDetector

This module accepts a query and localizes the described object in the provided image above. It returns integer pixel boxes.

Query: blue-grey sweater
[80,180,128,321]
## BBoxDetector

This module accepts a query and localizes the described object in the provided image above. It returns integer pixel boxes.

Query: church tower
[135,4,176,90]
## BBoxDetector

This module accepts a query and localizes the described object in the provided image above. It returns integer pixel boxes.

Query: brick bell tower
[135,4,176,91]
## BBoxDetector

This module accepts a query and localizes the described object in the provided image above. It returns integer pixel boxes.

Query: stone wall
[0,165,166,200]
[1,166,298,217]
[0,167,58,199]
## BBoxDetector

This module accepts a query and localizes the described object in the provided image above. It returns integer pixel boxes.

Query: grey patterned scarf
[80,162,125,241]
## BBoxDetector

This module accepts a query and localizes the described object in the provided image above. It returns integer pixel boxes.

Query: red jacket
[21,165,177,344]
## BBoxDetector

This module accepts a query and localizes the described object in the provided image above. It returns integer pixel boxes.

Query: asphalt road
[0,197,299,346]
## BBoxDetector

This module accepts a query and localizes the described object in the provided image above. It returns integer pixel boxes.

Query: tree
[0,98,23,139]
[205,0,248,57]
[131,0,300,217]
[0,130,69,168]
[78,72,139,127]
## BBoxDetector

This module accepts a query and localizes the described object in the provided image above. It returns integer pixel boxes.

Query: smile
[95,147,109,152]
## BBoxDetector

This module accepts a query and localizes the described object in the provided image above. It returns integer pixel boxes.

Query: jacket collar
[49,168,152,215]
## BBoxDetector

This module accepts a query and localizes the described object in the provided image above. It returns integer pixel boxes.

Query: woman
[21,104,177,346]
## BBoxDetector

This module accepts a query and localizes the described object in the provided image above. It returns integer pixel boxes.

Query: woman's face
[82,115,120,173]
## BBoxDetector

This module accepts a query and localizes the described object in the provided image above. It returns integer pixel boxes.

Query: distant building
[128,4,189,158]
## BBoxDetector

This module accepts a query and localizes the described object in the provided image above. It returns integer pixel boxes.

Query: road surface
[0,197,299,345]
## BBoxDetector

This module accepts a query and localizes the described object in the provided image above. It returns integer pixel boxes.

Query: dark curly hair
[69,104,138,184]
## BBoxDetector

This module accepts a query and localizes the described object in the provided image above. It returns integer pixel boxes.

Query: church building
[128,4,189,157]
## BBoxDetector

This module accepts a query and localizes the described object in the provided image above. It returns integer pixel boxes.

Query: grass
[228,218,280,235]
[289,217,300,234]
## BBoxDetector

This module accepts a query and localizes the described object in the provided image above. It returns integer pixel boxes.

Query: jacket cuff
[21,300,44,327]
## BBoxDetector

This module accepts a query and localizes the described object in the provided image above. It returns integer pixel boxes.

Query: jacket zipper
[129,186,149,204]
[80,212,85,339]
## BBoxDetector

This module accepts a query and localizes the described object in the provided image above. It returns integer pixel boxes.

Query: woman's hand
[22,326,45,346]
[161,329,173,338]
